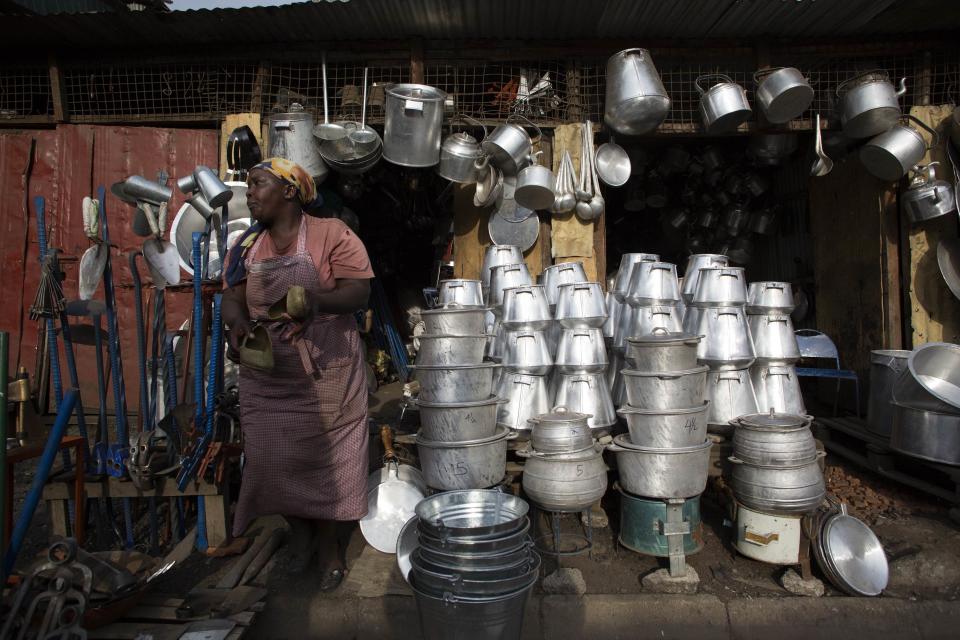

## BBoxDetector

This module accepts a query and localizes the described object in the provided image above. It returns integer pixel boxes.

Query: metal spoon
[810,113,833,177]
[314,52,348,141]
[587,126,605,219]
[349,67,379,145]
[557,152,577,212]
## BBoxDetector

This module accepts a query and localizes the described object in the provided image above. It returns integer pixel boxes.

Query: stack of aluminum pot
[414,279,506,491]
[609,330,711,567]
[682,258,759,433]
[608,253,660,404]
[746,282,805,415]
[729,410,825,565]
[408,490,540,640]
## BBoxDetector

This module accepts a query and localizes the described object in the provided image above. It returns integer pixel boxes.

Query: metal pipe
[129,251,149,432]
[164,335,186,540]
[3,388,78,577]
[191,232,208,552]
[0,331,9,569]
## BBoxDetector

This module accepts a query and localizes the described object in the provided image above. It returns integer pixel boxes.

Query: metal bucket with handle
[360,426,427,553]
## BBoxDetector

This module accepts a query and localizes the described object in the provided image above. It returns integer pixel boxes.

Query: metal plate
[937,238,960,302]
[170,182,252,277]
[396,515,419,582]
[497,176,534,222]
[821,513,888,596]
[595,142,631,187]
[360,480,425,554]
[488,211,539,252]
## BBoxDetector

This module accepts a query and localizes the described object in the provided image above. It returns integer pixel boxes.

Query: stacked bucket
[681,255,759,433]
[746,282,806,415]
[406,490,540,640]
[610,319,711,573]
[414,279,505,491]
[728,411,825,566]
[609,253,660,405]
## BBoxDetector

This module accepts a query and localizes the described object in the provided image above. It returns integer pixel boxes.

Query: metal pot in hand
[496,372,551,433]
[625,261,682,306]
[604,48,671,136]
[416,427,511,491]
[617,402,709,449]
[542,262,587,307]
[527,406,595,454]
[519,446,608,512]
[553,373,617,432]
[437,116,488,183]
[555,282,608,329]
[621,366,708,410]
[838,72,907,139]
[696,74,752,134]
[555,328,608,373]
[751,364,806,416]
[754,67,814,124]
[749,314,800,363]
[625,330,701,371]
[860,115,937,182]
[383,83,446,168]
[608,437,712,499]
[501,284,551,330]
[482,114,541,177]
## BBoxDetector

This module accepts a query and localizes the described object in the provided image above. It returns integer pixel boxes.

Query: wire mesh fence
[0,48,957,127]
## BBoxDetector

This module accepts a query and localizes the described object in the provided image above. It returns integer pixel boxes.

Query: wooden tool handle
[380,425,396,460]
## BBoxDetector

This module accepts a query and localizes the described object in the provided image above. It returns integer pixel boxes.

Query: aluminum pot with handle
[625,330,701,371]
[731,410,817,468]
[415,395,503,443]
[696,74,753,134]
[692,307,756,370]
[838,72,907,139]
[747,281,794,313]
[625,261,682,305]
[617,402,709,449]
[437,116,489,183]
[482,245,524,295]
[416,427,512,491]
[555,327,608,373]
[413,362,500,403]
[749,314,800,363]
[527,406,595,454]
[621,304,683,343]
[729,454,826,514]
[519,446,608,512]
[860,115,938,182]
[691,267,748,307]
[496,372,552,433]
[482,114,542,177]
[501,284,552,330]
[555,282,608,328]
[608,437,713,499]
[604,48,671,136]
[383,83,447,168]
[751,364,807,416]
[542,262,587,307]
[682,254,730,302]
[269,104,329,182]
[621,366,708,410]
[489,263,533,308]
[553,373,617,432]
[421,303,487,335]
[438,279,484,307]
[613,253,660,302]
[754,67,814,124]
[515,162,556,211]
[501,329,553,375]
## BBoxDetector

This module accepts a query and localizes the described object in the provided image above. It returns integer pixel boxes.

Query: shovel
[79,196,109,300]
[141,202,180,288]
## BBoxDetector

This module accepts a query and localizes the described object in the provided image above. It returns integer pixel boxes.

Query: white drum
[733,501,803,565]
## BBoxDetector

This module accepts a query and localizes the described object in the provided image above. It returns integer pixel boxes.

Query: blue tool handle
[192,232,205,427]
[3,389,78,577]
[129,251,149,434]
[57,315,92,466]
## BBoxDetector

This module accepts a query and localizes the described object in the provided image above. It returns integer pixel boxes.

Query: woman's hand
[228,317,252,351]
[279,290,317,342]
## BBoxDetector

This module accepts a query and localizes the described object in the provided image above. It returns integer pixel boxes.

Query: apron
[232,217,369,536]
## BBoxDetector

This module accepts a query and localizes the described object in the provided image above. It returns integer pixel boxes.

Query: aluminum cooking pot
[555,328,608,373]
[416,427,512,491]
[501,329,553,375]
[625,261,682,305]
[617,402,709,449]
[754,67,814,124]
[519,446,608,512]
[747,281,794,313]
[621,366,708,410]
[682,254,730,302]
[421,304,487,335]
[690,307,756,370]
[613,253,660,302]
[890,402,960,466]
[620,304,683,346]
[729,454,826,514]
[860,115,938,182]
[553,373,617,432]
[438,279,484,307]
[383,83,447,168]
[625,330,701,371]
[696,74,752,134]
[751,364,807,416]
[691,267,748,307]
[527,406,594,454]
[413,362,500,403]
[542,262,587,306]
[555,282,608,329]
[515,162,555,211]
[489,263,533,308]
[496,372,552,432]
[415,395,503,443]
[837,72,907,139]
[482,114,542,177]
[437,116,488,184]
[416,334,489,366]
[481,245,524,293]
[731,410,817,467]
[604,48,671,136]
[501,284,552,330]
[749,314,800,363]
[608,437,713,499]
[901,162,957,223]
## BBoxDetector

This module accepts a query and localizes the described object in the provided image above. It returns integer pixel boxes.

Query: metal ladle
[314,53,348,142]
[811,113,833,177]
[349,67,379,145]
[587,125,605,218]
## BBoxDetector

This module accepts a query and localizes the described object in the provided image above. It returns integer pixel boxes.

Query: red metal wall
[0,124,218,415]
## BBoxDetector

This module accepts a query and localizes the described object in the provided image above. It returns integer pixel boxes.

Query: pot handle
[651,327,670,335]
[381,424,398,463]
[451,114,489,142]
[728,455,744,465]
[606,442,626,452]
[506,113,543,145]
[695,74,735,95]
[752,67,785,85]
[895,77,908,98]
[904,114,940,149]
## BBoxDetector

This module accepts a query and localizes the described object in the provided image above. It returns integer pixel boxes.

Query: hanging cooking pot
[838,72,907,139]
[514,158,555,211]
[437,115,489,184]
[859,114,938,182]
[902,162,957,223]
[383,83,447,168]
[604,48,671,136]
[754,67,814,124]
[482,114,542,177]
[269,104,329,183]
[696,74,752,134]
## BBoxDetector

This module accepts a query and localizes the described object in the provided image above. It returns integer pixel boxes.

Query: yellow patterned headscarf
[250,157,318,207]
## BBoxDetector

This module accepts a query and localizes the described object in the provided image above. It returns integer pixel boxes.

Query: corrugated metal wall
[0,124,217,413]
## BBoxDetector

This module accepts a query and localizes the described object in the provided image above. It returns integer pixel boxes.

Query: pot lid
[818,512,889,596]
[737,409,810,429]
[530,406,591,425]
[443,131,482,154]
[627,331,700,346]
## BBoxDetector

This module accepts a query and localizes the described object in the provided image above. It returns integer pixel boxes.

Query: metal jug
[269,104,329,182]
[604,48,671,136]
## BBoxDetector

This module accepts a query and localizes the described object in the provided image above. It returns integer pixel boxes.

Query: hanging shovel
[79,196,109,300]
[141,202,180,289]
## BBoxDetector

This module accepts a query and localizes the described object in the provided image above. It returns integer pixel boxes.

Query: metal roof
[1,0,958,51]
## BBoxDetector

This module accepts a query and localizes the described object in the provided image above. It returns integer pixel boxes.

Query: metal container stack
[404,490,540,640]
[414,278,506,491]
[729,411,825,565]
[609,330,711,573]
[609,253,660,404]
[682,257,759,432]
[746,282,806,416]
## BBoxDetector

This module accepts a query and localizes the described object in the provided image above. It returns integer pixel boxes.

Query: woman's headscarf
[224,157,322,287]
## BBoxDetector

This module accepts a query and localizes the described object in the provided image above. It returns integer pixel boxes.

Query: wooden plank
[229,611,257,627]
[42,476,221,500]
[47,499,69,538]
[203,491,231,548]
[879,184,903,349]
[219,113,262,179]
[452,183,489,281]
[47,53,68,123]
[907,105,960,346]
[409,39,425,84]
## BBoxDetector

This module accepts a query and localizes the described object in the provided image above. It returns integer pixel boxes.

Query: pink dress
[231,216,374,536]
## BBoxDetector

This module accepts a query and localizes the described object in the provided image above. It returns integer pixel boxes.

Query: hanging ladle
[810,112,833,177]
[314,52,348,142]
[349,67,379,145]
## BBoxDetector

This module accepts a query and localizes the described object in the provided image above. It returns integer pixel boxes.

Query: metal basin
[621,366,708,410]
[608,437,712,499]
[501,329,553,375]
[413,363,501,403]
[416,334,490,366]
[416,489,530,539]
[495,372,551,432]
[501,284,551,330]
[617,402,709,449]
[416,395,503,443]
[890,402,960,466]
[555,328,608,373]
[749,314,800,363]
[422,305,487,335]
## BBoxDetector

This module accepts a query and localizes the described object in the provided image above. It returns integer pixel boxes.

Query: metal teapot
[436,116,489,184]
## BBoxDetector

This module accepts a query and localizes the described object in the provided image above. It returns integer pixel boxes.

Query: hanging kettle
[754,67,814,124]
[696,74,752,134]
[859,114,938,182]
[437,115,489,184]
[837,72,907,139]
[482,114,542,177]
[901,162,957,223]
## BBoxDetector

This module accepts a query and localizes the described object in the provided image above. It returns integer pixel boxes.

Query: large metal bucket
[411,578,535,640]
[867,349,911,438]
[269,106,328,182]
[383,84,446,167]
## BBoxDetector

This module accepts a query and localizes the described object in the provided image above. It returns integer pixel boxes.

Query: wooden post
[48,53,69,123]
[250,61,270,115]
[410,39,425,84]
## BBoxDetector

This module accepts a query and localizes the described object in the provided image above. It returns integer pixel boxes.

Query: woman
[222,158,373,590]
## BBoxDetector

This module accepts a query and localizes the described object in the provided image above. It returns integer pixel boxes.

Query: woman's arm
[312,278,371,315]
[222,282,251,350]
